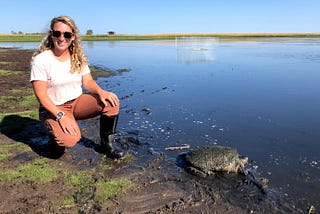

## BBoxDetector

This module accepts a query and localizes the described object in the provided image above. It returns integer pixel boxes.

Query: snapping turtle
[182,146,248,177]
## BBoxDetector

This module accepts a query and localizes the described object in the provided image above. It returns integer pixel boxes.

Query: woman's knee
[43,117,81,148]
[56,134,81,148]
[103,104,120,116]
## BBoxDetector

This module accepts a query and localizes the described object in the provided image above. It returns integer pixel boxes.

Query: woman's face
[51,21,74,53]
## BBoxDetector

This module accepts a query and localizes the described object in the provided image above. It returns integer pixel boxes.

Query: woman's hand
[58,115,79,135]
[98,90,119,107]
[82,73,119,107]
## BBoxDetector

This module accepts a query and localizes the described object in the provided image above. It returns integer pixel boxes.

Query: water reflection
[175,37,218,63]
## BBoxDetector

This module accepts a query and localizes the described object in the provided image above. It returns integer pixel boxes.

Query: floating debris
[141,108,151,115]
[308,205,315,214]
[165,144,190,151]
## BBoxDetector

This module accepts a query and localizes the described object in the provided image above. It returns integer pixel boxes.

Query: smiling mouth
[56,40,68,46]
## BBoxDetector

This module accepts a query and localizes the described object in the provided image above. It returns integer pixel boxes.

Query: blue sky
[0,0,319,34]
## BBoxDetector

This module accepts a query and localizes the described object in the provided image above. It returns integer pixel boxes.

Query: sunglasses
[51,30,73,39]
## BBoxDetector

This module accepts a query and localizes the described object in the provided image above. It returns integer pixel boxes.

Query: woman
[30,15,125,159]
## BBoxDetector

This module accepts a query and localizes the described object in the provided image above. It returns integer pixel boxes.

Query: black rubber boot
[100,115,125,159]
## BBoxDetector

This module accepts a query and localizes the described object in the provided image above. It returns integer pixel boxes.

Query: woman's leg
[40,104,81,148]
[73,93,119,120]
[73,93,125,159]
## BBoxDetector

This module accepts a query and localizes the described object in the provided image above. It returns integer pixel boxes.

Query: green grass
[67,171,93,187]
[64,169,133,205]
[0,86,38,114]
[0,143,31,160]
[49,196,75,208]
[0,150,11,160]
[0,69,24,76]
[95,178,132,203]
[65,170,95,204]
[7,87,38,108]
[0,34,43,42]
[0,109,38,121]
[89,65,114,79]
[0,158,57,184]
[0,94,37,110]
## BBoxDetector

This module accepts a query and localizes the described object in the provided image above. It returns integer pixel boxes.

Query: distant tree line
[86,29,116,35]
[9,29,116,35]
[11,31,23,34]
[10,31,43,35]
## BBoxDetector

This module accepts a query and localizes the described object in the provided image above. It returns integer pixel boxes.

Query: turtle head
[239,156,248,165]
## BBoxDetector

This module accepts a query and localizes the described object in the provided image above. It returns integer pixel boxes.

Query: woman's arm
[32,80,78,135]
[32,80,61,116]
[82,73,119,107]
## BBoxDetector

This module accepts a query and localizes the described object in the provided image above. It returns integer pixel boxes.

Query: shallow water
[2,38,320,208]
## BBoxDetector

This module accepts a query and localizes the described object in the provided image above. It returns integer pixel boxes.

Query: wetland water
[3,38,320,208]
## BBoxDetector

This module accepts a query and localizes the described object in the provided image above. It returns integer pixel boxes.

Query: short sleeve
[30,55,48,82]
[82,64,90,75]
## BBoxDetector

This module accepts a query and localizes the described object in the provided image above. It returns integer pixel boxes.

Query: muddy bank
[0,47,308,213]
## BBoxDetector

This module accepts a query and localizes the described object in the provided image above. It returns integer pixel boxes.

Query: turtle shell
[184,146,239,172]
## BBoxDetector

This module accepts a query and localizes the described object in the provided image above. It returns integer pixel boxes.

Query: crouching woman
[30,15,125,159]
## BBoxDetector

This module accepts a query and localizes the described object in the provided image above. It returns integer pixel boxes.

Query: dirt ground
[0,48,35,102]
[0,48,307,214]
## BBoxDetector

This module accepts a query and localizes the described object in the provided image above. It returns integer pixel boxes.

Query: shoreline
[0,33,320,42]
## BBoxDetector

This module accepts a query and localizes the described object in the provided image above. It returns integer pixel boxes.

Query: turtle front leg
[185,166,208,177]
[238,157,249,175]
[223,162,238,173]
[223,160,247,174]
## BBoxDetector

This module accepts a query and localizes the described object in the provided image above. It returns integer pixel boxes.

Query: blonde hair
[32,15,88,74]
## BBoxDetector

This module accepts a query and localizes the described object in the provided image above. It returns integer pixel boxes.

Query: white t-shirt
[30,50,90,105]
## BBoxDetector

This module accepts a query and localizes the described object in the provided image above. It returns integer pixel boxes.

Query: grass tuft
[0,143,31,161]
[0,158,57,184]
[96,178,132,203]
[67,171,92,187]
[50,196,75,208]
